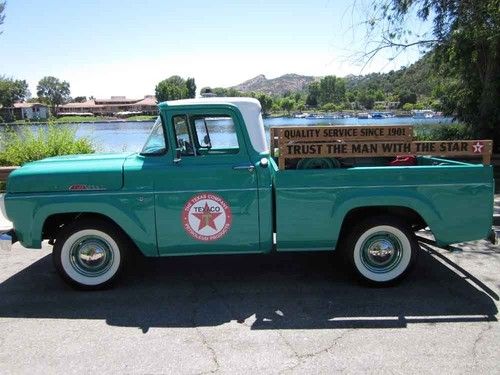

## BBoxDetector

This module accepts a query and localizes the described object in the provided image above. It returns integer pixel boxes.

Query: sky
[0,0,431,99]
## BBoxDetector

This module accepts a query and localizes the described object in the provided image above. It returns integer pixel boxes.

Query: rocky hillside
[231,74,316,95]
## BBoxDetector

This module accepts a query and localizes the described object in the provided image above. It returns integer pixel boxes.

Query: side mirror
[203,134,212,149]
[260,157,269,168]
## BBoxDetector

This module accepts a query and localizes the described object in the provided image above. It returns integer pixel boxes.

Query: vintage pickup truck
[0,98,495,289]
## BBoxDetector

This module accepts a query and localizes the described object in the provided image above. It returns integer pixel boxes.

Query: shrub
[0,124,94,166]
[321,103,337,112]
[414,123,474,141]
[402,103,414,111]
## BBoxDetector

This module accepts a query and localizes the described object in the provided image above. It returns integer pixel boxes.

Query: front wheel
[343,216,419,285]
[53,219,129,290]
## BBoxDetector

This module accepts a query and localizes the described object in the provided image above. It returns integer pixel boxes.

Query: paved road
[0,233,499,374]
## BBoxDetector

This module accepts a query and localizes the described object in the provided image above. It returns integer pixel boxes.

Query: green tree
[306,81,320,107]
[365,0,500,150]
[155,75,189,102]
[226,88,244,97]
[36,76,70,115]
[318,76,346,106]
[398,92,417,107]
[0,76,30,107]
[200,87,214,96]
[256,93,273,116]
[356,89,376,110]
[280,98,295,115]
[0,1,5,35]
[186,77,196,98]
[72,96,87,103]
[295,100,306,112]
[402,103,414,111]
[321,103,337,112]
[346,91,357,103]
[318,76,336,105]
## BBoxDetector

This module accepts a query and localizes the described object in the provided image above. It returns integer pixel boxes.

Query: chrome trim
[276,183,489,191]
[277,247,333,251]
[233,164,255,172]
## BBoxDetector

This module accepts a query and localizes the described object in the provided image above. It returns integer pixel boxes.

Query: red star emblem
[472,141,484,153]
[191,202,222,231]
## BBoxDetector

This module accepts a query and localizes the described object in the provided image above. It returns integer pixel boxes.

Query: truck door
[155,107,261,255]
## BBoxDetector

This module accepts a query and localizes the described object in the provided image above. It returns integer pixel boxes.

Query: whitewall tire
[344,216,418,285]
[53,219,129,290]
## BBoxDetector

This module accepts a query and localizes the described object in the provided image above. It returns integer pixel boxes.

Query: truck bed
[273,157,494,251]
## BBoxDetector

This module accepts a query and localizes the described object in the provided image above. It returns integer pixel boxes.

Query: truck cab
[127,97,275,256]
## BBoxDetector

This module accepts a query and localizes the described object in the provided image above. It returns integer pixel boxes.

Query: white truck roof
[164,97,268,154]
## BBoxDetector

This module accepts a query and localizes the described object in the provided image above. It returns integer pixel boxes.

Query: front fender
[6,192,158,256]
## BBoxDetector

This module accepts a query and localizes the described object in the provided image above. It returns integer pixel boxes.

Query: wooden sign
[278,139,492,168]
[271,125,492,168]
[281,139,491,156]
[276,125,413,142]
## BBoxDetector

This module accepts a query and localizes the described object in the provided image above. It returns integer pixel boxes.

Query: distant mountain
[231,55,437,98]
[231,74,317,95]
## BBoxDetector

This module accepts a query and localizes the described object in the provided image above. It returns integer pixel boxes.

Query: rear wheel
[53,219,129,290]
[343,216,418,285]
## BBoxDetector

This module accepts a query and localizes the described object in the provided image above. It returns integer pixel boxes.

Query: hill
[231,73,316,95]
[230,54,436,99]
[343,54,436,98]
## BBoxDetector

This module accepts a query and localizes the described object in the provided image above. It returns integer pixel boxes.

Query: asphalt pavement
[0,226,499,374]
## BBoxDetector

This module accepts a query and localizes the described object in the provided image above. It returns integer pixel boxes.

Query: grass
[11,116,107,125]
[122,115,156,121]
[7,114,157,125]
[0,124,94,166]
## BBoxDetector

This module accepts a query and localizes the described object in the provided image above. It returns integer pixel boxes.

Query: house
[0,102,49,121]
[58,95,157,116]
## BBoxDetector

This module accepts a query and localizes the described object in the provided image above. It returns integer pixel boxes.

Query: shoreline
[0,115,453,127]
[0,118,157,126]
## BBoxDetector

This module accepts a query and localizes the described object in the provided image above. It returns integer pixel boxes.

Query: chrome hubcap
[360,232,403,273]
[69,236,114,277]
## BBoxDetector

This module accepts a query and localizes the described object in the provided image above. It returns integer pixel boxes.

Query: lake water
[3,116,453,153]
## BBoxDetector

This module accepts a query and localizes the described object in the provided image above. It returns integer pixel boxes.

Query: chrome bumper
[0,230,15,251]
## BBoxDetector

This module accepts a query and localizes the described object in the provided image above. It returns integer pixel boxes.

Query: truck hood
[7,153,134,194]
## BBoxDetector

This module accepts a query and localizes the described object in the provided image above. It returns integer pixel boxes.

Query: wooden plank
[280,141,412,158]
[0,166,18,182]
[279,140,492,164]
[276,125,414,144]
[278,155,285,169]
[412,140,493,161]
[270,127,279,156]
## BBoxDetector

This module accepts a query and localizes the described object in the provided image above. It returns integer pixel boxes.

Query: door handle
[233,164,255,172]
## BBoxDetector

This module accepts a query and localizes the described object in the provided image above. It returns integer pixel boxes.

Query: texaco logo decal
[182,193,232,241]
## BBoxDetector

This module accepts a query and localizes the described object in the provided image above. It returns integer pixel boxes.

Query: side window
[141,115,167,155]
[173,115,195,156]
[191,115,239,154]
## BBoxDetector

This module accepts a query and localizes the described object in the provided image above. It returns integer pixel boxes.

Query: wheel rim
[69,235,114,277]
[359,232,403,274]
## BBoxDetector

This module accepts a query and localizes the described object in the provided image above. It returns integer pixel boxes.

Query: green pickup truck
[0,98,495,289]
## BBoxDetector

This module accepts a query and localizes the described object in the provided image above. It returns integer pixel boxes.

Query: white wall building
[10,103,49,120]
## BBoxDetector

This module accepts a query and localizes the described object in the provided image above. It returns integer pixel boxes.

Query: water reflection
[0,117,453,153]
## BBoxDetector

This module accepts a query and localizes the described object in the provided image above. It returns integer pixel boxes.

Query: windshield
[141,116,167,155]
